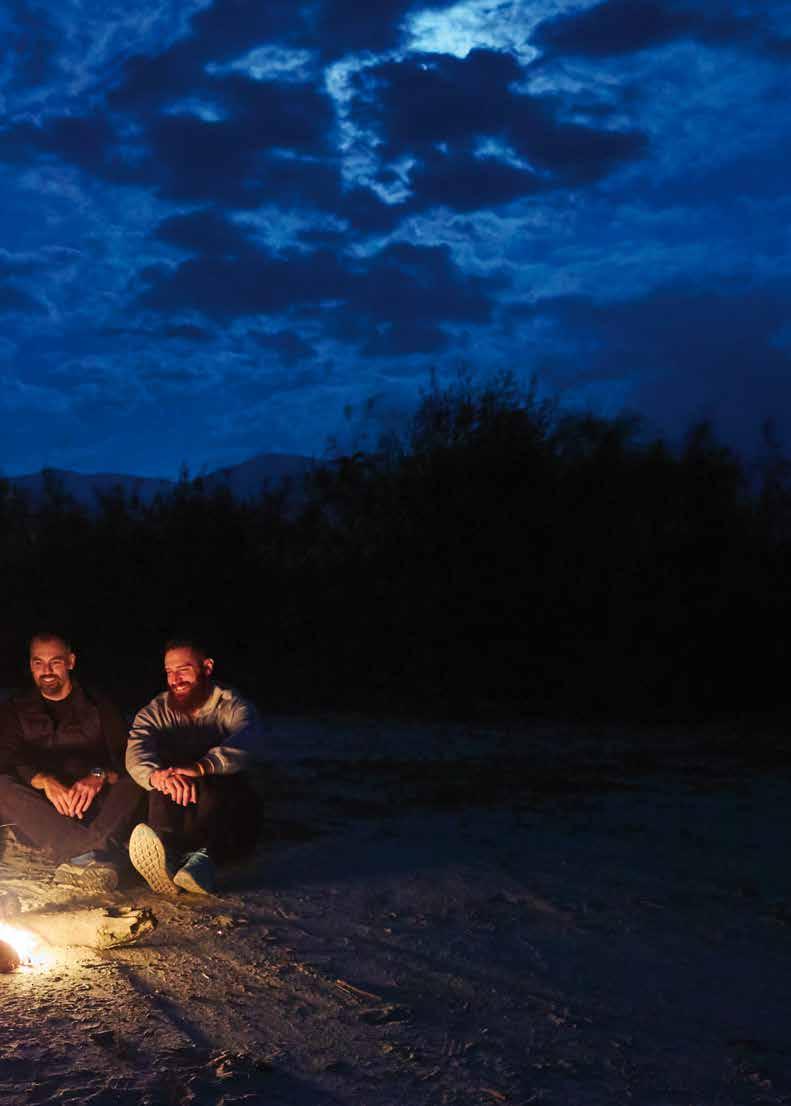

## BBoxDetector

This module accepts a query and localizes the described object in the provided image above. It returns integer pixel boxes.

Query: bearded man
[125,639,264,896]
[0,631,142,891]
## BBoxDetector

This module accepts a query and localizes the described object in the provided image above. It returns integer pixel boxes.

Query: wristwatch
[90,767,107,781]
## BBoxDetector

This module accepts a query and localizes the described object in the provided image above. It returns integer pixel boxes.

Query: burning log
[22,906,157,950]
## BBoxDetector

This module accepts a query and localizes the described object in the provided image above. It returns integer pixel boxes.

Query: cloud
[45,114,130,179]
[0,16,644,237]
[141,212,502,354]
[354,48,524,150]
[0,281,46,314]
[311,0,419,58]
[0,12,337,209]
[401,149,543,212]
[138,245,351,318]
[23,71,335,207]
[349,241,500,327]
[520,278,791,452]
[138,363,210,385]
[350,48,647,206]
[163,323,213,342]
[0,249,40,276]
[361,320,449,357]
[185,0,304,63]
[146,71,333,181]
[0,0,787,477]
[155,209,250,255]
[0,114,137,190]
[531,0,775,60]
[106,0,300,112]
[1,0,60,96]
[251,329,317,366]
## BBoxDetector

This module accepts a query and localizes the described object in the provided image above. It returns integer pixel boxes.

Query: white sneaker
[128,824,179,896]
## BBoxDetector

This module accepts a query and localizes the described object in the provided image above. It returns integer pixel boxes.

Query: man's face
[164,647,214,708]
[30,637,76,701]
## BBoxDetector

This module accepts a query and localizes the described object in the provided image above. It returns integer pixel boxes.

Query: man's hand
[149,766,197,806]
[169,764,210,806]
[30,773,73,817]
[149,767,174,793]
[68,774,104,819]
[164,771,197,807]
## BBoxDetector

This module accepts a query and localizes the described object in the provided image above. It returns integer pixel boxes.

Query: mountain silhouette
[6,453,314,510]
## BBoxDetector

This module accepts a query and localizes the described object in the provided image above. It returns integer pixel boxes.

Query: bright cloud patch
[208,44,316,82]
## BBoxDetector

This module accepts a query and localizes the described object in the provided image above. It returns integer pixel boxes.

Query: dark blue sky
[1,0,789,476]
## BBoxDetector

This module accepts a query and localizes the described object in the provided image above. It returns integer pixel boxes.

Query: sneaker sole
[54,864,118,894]
[173,866,214,895]
[129,824,179,896]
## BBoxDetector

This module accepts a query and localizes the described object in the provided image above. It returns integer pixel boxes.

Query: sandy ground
[1,717,790,1106]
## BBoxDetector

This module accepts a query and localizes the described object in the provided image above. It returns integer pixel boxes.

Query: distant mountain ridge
[4,452,315,511]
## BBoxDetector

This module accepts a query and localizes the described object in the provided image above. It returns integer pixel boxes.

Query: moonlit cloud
[208,45,317,83]
[406,0,543,61]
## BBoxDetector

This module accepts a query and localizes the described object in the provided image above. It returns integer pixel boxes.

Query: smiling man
[125,638,264,896]
[0,632,142,891]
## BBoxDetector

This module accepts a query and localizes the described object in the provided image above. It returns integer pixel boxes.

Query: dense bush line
[2,374,790,720]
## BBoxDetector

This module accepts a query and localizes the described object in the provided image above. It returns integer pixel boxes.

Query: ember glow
[0,922,52,970]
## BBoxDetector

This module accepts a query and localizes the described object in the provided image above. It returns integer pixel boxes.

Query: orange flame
[0,922,52,969]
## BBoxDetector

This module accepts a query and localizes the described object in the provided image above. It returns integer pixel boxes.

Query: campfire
[0,921,51,972]
[0,883,156,972]
[0,903,156,972]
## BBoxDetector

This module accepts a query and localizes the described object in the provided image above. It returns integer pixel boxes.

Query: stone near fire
[0,938,21,973]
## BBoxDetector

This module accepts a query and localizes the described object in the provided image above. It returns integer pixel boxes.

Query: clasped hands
[149,765,203,806]
[37,771,118,819]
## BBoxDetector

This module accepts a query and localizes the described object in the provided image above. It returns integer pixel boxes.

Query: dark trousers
[147,774,259,862]
[0,773,143,864]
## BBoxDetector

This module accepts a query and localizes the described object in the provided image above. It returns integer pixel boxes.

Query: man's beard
[36,674,68,699]
[167,678,212,715]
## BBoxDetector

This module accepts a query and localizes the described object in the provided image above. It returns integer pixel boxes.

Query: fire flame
[0,922,52,969]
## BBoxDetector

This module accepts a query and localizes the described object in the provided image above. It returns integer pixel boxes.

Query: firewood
[21,906,157,949]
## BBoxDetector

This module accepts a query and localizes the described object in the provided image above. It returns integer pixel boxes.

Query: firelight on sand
[0,922,52,971]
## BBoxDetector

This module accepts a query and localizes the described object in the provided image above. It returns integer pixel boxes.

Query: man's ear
[67,652,76,672]
[202,657,215,677]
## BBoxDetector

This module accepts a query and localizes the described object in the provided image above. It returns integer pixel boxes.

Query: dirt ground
[1,716,790,1106]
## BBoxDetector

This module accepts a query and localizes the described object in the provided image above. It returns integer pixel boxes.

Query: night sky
[1,0,789,477]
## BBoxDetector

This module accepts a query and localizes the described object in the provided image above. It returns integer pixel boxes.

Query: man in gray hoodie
[126,638,264,895]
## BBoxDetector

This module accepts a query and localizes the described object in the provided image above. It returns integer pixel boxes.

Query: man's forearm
[125,737,162,790]
[128,756,161,789]
[199,746,251,775]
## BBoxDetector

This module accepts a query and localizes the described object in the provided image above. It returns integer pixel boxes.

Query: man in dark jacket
[0,632,141,891]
